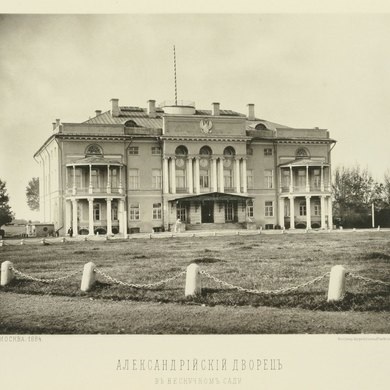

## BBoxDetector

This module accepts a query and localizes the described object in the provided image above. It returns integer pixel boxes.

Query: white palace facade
[34,99,335,236]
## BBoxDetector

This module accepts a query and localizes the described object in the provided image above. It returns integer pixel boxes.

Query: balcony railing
[280,184,331,193]
[66,186,123,196]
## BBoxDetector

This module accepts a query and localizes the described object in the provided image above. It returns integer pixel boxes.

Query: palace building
[34,98,335,236]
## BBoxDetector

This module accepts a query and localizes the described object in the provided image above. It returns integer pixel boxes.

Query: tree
[26,177,39,211]
[0,179,14,228]
[332,166,381,228]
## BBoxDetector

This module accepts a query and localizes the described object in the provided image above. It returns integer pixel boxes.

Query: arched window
[85,144,103,156]
[255,123,267,130]
[223,146,235,156]
[199,146,212,156]
[175,146,188,156]
[124,120,137,127]
[296,148,309,159]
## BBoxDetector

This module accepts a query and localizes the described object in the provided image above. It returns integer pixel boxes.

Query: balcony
[280,184,331,194]
[66,186,123,196]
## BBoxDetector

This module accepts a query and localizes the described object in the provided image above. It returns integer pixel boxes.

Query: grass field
[1,231,389,334]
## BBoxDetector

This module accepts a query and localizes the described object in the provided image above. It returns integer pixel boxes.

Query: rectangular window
[74,169,83,188]
[299,202,306,216]
[176,169,186,189]
[91,169,102,189]
[112,203,118,220]
[265,201,274,217]
[152,203,162,220]
[284,200,290,217]
[264,148,273,156]
[200,170,209,188]
[152,169,162,189]
[313,169,321,188]
[264,169,273,189]
[111,169,118,188]
[282,170,290,188]
[314,203,321,216]
[224,169,233,189]
[247,170,254,189]
[225,202,234,221]
[177,205,187,222]
[129,203,140,220]
[298,170,306,187]
[93,203,101,221]
[151,147,161,155]
[128,146,139,155]
[128,169,140,189]
[247,200,254,218]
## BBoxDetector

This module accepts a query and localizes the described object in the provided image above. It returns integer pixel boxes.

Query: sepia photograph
[0,4,389,389]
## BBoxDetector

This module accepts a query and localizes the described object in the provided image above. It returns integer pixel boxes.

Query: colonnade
[278,195,332,229]
[162,156,247,194]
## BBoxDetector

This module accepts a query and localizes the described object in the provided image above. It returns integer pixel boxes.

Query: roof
[66,156,123,166]
[246,119,291,131]
[168,192,253,203]
[279,158,330,167]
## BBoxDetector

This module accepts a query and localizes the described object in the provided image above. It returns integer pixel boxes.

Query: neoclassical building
[34,98,335,236]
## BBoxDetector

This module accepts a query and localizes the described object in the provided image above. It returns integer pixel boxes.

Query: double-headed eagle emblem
[200,118,213,134]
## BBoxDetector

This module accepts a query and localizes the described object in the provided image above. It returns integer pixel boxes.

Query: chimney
[110,98,120,117]
[95,110,102,116]
[212,102,220,116]
[147,100,156,118]
[52,122,56,130]
[247,104,255,120]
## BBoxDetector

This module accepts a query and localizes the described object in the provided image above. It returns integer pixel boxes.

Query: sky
[0,13,390,220]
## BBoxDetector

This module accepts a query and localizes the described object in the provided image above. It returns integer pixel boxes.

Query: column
[211,158,218,192]
[89,164,93,194]
[279,168,282,194]
[289,196,295,229]
[107,165,111,194]
[328,196,333,229]
[65,200,72,232]
[163,157,169,194]
[88,198,94,236]
[279,197,285,228]
[320,165,324,191]
[235,158,241,193]
[118,165,123,194]
[170,157,176,194]
[72,165,76,195]
[242,158,247,193]
[218,157,224,193]
[106,198,112,235]
[187,157,193,194]
[306,195,311,229]
[320,196,326,229]
[118,199,124,234]
[289,165,293,193]
[72,199,78,236]
[194,157,200,194]
[306,165,310,192]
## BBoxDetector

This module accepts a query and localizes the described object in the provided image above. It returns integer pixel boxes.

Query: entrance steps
[186,223,245,231]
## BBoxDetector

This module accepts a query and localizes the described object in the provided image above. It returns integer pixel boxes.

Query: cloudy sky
[1,13,390,220]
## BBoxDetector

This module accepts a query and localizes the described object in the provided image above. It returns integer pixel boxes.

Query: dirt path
[1,292,389,334]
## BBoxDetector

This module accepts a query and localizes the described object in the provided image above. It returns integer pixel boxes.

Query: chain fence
[346,272,390,287]
[94,267,186,289]
[9,266,81,283]
[200,270,330,295]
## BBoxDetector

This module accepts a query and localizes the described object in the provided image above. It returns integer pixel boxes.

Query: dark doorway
[201,201,214,223]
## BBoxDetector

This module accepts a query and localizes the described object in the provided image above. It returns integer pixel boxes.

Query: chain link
[94,268,186,289]
[346,272,390,287]
[199,270,330,295]
[10,266,81,283]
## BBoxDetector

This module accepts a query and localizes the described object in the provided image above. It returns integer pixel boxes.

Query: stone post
[185,263,201,297]
[81,262,96,292]
[327,265,346,302]
[1,261,14,286]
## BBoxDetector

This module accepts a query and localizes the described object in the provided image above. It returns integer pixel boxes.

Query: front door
[201,201,214,223]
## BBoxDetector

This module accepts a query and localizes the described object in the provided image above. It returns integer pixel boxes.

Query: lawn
[0,231,389,333]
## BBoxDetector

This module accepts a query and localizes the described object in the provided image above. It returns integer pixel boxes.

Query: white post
[185,263,202,297]
[242,158,247,193]
[306,195,311,229]
[81,262,96,292]
[171,157,176,194]
[212,157,218,192]
[194,157,200,194]
[1,261,14,286]
[235,157,241,193]
[218,158,224,193]
[106,198,112,235]
[371,203,375,228]
[327,265,346,302]
[163,157,169,194]
[88,197,94,236]
[187,157,193,194]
